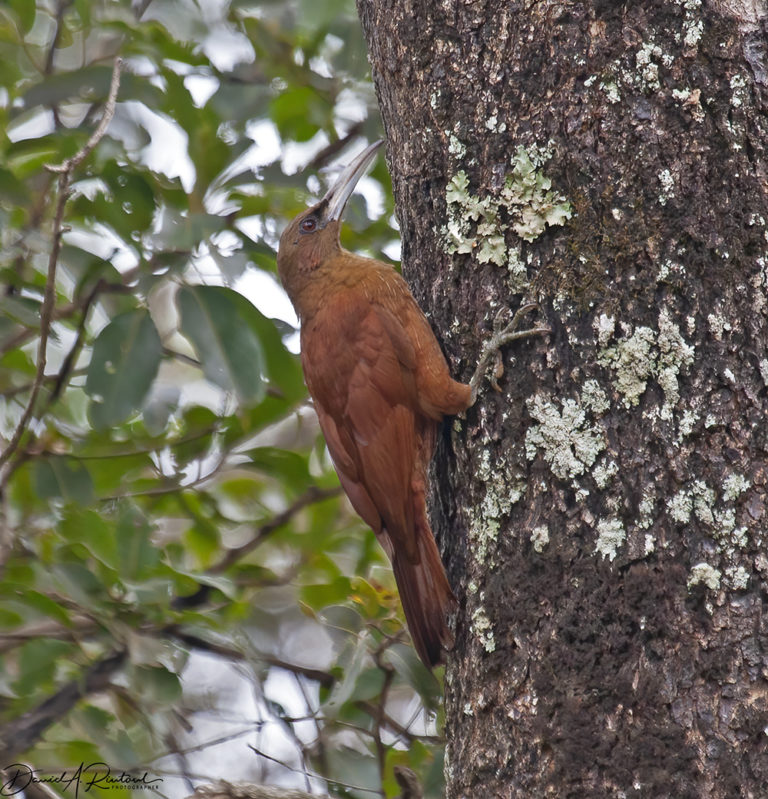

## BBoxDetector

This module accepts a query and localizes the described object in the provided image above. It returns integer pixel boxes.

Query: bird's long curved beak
[322,140,384,223]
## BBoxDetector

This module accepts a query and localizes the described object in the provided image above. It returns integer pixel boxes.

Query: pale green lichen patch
[656,310,696,417]
[441,146,572,268]
[593,458,619,489]
[448,133,466,159]
[638,489,656,530]
[722,473,750,501]
[707,311,732,340]
[597,323,655,407]
[634,42,663,90]
[665,477,752,590]
[596,309,695,417]
[502,147,573,241]
[667,480,716,526]
[677,408,698,442]
[644,533,656,555]
[691,480,716,526]
[581,379,610,416]
[468,513,500,566]
[725,565,750,590]
[657,259,687,284]
[713,507,748,550]
[471,603,496,653]
[506,245,528,293]
[667,489,693,524]
[730,73,749,108]
[759,358,768,387]
[687,562,721,590]
[595,517,626,561]
[584,6,705,134]
[530,525,549,553]
[595,313,616,347]
[674,0,704,48]
[525,387,606,480]
[657,168,675,206]
[599,80,621,104]
[468,449,526,565]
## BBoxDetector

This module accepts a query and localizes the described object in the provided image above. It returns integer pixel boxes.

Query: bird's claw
[469,302,550,403]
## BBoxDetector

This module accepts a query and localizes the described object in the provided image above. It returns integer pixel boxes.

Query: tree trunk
[356,1,768,796]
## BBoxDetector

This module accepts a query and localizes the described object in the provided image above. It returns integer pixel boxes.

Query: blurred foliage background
[0,1,446,797]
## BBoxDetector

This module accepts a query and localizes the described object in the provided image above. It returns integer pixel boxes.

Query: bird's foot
[469,302,550,403]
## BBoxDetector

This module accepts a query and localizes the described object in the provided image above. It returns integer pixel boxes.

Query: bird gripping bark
[277,141,547,667]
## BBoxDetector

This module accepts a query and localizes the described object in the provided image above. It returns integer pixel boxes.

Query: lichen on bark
[357,0,768,795]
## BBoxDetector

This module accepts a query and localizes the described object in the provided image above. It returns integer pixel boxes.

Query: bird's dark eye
[300,216,317,233]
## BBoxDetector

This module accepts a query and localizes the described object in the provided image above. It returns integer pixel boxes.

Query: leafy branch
[0,57,124,483]
[0,650,126,761]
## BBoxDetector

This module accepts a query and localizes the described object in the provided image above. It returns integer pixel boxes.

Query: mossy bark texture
[357,1,768,797]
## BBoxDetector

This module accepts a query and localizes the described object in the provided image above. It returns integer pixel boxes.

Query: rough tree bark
[356,1,768,797]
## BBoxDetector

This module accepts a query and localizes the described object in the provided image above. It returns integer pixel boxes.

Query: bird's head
[277,140,383,305]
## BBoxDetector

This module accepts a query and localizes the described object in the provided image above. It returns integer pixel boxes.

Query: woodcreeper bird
[277,141,546,666]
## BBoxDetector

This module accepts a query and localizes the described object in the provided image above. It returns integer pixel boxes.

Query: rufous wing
[302,295,420,559]
[301,289,457,666]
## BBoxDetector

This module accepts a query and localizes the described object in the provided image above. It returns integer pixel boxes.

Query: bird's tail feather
[392,523,456,668]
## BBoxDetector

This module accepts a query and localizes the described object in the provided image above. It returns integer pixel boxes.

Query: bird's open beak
[322,140,384,224]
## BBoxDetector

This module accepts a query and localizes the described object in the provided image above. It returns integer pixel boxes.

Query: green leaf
[301,576,351,612]
[22,65,114,111]
[0,607,24,628]
[0,166,29,206]
[183,522,221,567]
[8,0,36,34]
[34,457,94,505]
[176,285,266,402]
[60,507,118,570]
[50,562,105,606]
[129,665,182,704]
[13,639,76,696]
[85,309,162,430]
[270,85,332,142]
[326,746,381,799]
[73,0,91,26]
[1,584,73,626]
[115,505,159,581]
[0,294,41,328]
[85,451,156,497]
[84,161,158,237]
[6,135,66,178]
[241,310,305,403]
[322,633,370,713]
[244,446,311,490]
[347,666,385,703]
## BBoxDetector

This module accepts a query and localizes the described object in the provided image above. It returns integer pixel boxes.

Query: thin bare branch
[47,56,123,174]
[306,122,365,171]
[44,0,74,76]
[211,485,342,573]
[355,701,442,746]
[162,346,203,368]
[0,615,96,654]
[45,279,109,407]
[165,629,337,688]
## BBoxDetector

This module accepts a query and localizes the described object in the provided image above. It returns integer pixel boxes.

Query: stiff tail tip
[392,535,457,668]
